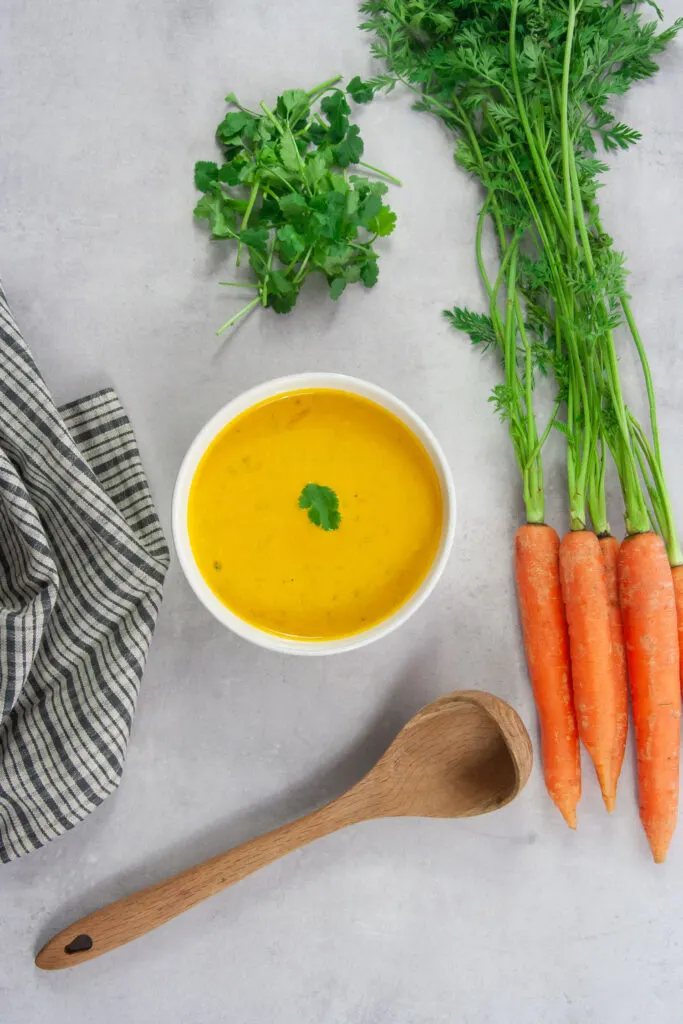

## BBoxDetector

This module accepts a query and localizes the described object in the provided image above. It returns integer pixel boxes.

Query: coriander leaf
[302,211,327,244]
[240,226,269,251]
[349,175,372,195]
[276,224,306,263]
[329,173,349,194]
[321,89,351,121]
[267,290,298,315]
[368,205,397,236]
[358,190,384,226]
[361,260,379,288]
[278,193,309,221]
[194,161,220,191]
[276,89,310,125]
[305,150,329,190]
[342,263,363,284]
[256,143,279,167]
[345,189,360,218]
[193,193,236,237]
[347,76,375,104]
[267,270,294,295]
[316,241,354,274]
[265,270,298,314]
[298,483,341,531]
[311,190,346,240]
[217,111,254,144]
[218,163,241,185]
[333,124,364,167]
[308,121,329,146]
[321,89,351,144]
[280,133,301,174]
[329,277,347,300]
[248,245,267,277]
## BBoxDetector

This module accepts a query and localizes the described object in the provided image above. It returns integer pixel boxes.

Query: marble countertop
[2,1,683,1020]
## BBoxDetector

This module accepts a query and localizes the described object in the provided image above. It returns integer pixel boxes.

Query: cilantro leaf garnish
[298,484,341,532]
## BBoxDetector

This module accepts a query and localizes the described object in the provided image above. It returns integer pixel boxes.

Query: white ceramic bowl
[172,373,456,655]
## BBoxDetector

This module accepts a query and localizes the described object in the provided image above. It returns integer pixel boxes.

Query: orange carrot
[671,565,683,698]
[599,535,628,798]
[515,523,581,828]
[560,531,618,811]
[618,533,680,863]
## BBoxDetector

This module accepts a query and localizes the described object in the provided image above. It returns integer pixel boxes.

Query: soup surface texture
[188,389,443,640]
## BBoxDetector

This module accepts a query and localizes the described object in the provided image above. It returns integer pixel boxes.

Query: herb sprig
[298,483,341,531]
[194,76,399,334]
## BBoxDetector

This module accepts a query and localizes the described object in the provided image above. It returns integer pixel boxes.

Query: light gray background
[2,1,683,1021]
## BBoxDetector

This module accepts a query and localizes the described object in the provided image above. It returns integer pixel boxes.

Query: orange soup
[188,389,443,640]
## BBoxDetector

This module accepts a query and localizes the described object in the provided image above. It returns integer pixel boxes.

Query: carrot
[515,523,581,828]
[618,533,680,863]
[599,535,628,797]
[560,531,618,811]
[671,565,683,698]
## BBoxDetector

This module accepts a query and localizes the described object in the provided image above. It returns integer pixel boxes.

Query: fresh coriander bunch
[194,76,400,333]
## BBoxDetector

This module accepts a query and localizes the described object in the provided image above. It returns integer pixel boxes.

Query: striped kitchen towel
[0,284,169,863]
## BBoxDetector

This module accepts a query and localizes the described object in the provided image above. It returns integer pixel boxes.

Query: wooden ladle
[36,690,532,970]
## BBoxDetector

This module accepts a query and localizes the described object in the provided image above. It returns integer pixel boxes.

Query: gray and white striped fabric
[0,285,169,863]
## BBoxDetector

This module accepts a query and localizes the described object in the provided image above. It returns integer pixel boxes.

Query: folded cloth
[0,285,169,863]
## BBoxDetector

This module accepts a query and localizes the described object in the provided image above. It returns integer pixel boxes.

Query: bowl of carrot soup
[173,373,455,654]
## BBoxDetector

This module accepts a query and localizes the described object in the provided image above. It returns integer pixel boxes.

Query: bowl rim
[172,372,456,655]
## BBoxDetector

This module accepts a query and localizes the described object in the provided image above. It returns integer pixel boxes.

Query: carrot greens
[359,0,682,543]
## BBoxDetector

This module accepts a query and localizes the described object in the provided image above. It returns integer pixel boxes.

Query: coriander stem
[307,76,342,99]
[266,166,297,193]
[216,296,261,335]
[226,94,258,117]
[261,237,276,307]
[286,127,312,196]
[356,160,402,186]
[260,102,283,135]
[236,179,260,268]
[219,282,260,288]
[293,245,313,283]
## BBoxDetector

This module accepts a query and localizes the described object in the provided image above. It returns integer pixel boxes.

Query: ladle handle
[35,789,371,971]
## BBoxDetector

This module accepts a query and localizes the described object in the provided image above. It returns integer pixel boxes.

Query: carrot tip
[650,841,670,864]
[596,766,614,814]
[558,805,577,830]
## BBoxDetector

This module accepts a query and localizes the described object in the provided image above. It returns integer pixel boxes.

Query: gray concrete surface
[2,1,683,1021]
